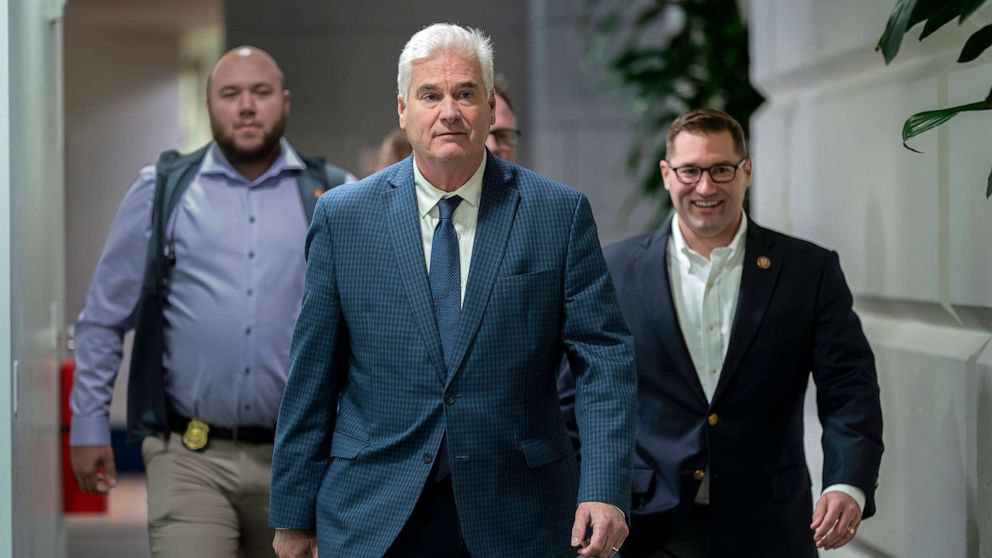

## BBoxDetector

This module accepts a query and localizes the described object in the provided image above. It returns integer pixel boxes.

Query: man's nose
[439,96,459,121]
[695,173,718,194]
[237,91,256,113]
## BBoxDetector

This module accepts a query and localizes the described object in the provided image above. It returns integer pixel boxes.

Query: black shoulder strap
[146,145,210,289]
[297,154,351,222]
[126,144,209,441]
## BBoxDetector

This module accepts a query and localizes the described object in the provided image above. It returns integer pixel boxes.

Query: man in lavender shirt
[69,46,353,558]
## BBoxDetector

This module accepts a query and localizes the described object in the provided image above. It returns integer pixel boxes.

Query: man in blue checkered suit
[270,23,637,558]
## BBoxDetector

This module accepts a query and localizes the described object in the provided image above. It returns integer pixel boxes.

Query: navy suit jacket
[270,154,637,558]
[562,216,883,556]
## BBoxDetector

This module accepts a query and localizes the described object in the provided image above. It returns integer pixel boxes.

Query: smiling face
[661,130,751,256]
[207,48,289,164]
[397,52,494,181]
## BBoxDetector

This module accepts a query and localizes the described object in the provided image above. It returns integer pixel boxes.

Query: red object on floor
[61,358,107,513]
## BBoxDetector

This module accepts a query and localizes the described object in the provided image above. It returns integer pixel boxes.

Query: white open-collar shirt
[667,212,864,511]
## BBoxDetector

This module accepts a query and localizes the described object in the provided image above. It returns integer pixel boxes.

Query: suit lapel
[711,220,782,404]
[641,218,708,408]
[382,158,448,383]
[445,157,520,384]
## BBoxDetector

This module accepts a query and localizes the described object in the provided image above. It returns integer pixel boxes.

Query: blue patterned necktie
[430,195,463,372]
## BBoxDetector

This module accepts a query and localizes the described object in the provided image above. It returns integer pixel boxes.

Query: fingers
[821,512,860,550]
[97,450,118,493]
[809,494,828,529]
[70,446,116,494]
[813,499,861,550]
[571,505,591,550]
[574,502,628,557]
[811,497,841,542]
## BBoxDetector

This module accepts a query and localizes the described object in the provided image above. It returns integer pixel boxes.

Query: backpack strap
[297,155,351,222]
[126,144,208,441]
[146,145,210,289]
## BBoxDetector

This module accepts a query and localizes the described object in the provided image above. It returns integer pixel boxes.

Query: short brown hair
[666,108,748,159]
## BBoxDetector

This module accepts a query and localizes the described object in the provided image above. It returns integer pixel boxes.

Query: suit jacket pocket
[497,268,556,289]
[768,464,811,500]
[329,430,370,460]
[521,428,575,468]
[494,269,560,344]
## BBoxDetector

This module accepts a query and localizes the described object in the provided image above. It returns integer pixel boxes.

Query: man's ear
[397,95,407,130]
[659,160,673,192]
[489,92,496,126]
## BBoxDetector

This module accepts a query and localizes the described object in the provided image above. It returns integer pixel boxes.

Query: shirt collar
[200,138,305,186]
[413,152,486,218]
[670,211,748,270]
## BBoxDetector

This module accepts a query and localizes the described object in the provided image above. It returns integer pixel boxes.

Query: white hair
[396,23,494,101]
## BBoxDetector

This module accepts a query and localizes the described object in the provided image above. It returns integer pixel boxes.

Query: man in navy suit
[561,108,883,557]
[270,24,636,558]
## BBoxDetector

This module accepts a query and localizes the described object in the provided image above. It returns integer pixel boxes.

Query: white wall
[1,0,67,556]
[750,2,992,556]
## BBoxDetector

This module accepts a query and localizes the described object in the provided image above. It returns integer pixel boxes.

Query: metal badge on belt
[182,418,210,451]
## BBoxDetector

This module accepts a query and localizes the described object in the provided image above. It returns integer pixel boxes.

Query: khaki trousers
[141,434,275,558]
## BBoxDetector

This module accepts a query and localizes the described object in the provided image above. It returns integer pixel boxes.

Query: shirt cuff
[69,414,112,446]
[822,484,865,514]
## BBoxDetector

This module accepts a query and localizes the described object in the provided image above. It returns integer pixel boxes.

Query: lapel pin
[312,187,325,200]
[756,256,771,270]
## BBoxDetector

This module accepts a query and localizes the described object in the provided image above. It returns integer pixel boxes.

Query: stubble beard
[212,114,287,165]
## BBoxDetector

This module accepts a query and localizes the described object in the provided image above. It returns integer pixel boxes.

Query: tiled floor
[65,474,151,558]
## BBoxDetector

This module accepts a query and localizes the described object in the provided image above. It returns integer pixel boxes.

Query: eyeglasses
[489,128,522,147]
[667,159,747,184]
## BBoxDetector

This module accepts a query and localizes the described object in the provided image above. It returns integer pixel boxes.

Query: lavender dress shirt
[70,139,334,446]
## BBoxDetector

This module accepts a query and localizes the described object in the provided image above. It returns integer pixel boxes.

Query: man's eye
[422,93,440,102]
[711,166,734,178]
[458,91,475,100]
[679,168,701,178]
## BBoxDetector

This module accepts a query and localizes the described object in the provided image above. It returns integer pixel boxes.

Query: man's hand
[273,529,318,558]
[570,501,628,557]
[811,491,862,550]
[70,445,117,494]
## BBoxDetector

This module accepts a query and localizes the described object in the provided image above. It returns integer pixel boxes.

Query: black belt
[167,412,275,445]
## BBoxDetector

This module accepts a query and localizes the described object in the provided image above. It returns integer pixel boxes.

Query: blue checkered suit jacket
[270,154,636,558]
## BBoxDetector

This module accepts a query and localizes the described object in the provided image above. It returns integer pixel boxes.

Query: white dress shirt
[667,213,864,512]
[413,154,485,306]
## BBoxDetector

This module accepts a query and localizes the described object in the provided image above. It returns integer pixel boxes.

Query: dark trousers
[383,474,471,558]
[622,505,709,558]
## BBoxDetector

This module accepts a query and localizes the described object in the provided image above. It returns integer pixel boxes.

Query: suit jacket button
[693,469,705,481]
[707,413,719,427]
[423,453,433,464]
[444,392,456,405]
